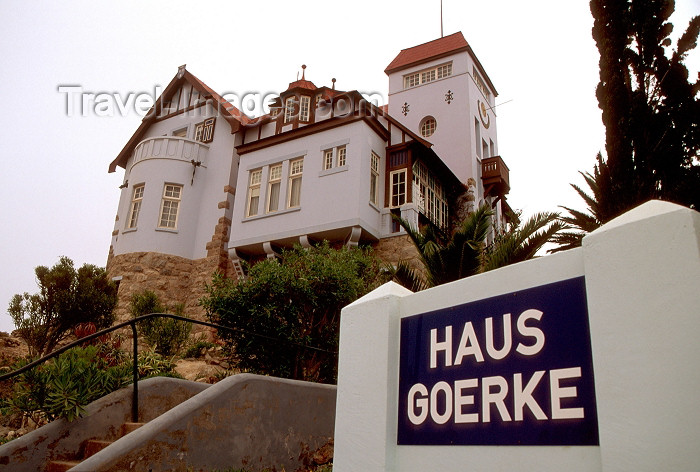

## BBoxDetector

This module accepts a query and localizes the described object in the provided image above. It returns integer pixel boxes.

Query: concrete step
[84,439,113,458]
[121,422,145,436]
[45,460,81,472]
[45,422,146,471]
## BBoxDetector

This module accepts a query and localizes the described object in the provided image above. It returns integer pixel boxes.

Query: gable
[108,66,248,172]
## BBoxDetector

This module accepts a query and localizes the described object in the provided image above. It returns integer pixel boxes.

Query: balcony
[481,155,510,197]
[132,136,209,168]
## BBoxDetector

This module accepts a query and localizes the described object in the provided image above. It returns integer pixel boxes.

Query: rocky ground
[0,331,34,442]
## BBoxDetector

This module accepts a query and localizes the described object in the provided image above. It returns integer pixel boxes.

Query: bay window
[266,164,282,213]
[288,159,304,208]
[390,170,407,207]
[246,169,262,217]
[370,152,380,205]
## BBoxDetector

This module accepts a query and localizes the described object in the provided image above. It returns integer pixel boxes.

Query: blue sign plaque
[397,276,598,446]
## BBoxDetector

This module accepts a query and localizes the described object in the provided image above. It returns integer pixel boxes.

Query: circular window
[420,116,437,137]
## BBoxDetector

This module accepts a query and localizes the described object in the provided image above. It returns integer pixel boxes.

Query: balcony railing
[132,136,209,168]
[481,155,510,197]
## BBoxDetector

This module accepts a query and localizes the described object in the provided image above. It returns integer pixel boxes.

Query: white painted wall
[334,201,700,471]
[229,120,387,252]
[111,104,238,260]
[387,49,498,194]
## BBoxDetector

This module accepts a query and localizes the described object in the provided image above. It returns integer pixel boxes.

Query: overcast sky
[0,0,697,333]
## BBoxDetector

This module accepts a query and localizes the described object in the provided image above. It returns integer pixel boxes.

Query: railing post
[130,321,138,423]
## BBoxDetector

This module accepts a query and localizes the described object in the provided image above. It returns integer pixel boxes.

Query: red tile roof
[187,71,253,125]
[385,31,498,96]
[385,32,469,73]
[285,78,318,92]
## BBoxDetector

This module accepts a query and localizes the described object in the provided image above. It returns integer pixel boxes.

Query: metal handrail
[0,313,337,422]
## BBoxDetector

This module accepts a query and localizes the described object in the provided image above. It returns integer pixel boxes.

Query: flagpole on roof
[440,0,444,38]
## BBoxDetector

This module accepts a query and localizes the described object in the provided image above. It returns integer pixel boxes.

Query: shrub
[8,257,117,357]
[130,291,192,356]
[3,345,131,424]
[203,243,389,383]
[183,338,217,359]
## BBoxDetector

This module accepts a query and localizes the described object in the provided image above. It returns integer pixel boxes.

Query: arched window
[420,116,437,137]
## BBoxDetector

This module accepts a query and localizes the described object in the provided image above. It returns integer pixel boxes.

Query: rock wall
[106,249,234,325]
[107,234,420,325]
[373,234,423,273]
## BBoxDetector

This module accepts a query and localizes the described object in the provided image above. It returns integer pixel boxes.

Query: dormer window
[403,62,452,89]
[284,97,296,123]
[299,95,311,122]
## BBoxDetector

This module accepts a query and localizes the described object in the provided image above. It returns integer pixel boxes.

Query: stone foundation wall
[106,235,420,327]
[106,249,235,325]
[373,234,423,273]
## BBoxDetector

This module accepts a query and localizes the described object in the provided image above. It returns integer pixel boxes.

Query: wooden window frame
[390,169,407,208]
[420,117,437,137]
[370,151,380,205]
[284,97,296,124]
[158,183,183,229]
[403,62,452,89]
[323,149,334,170]
[299,95,311,122]
[266,164,283,213]
[336,146,347,167]
[246,169,262,217]
[194,118,215,143]
[287,159,304,208]
[127,184,145,229]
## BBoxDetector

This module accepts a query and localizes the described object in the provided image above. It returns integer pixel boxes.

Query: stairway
[45,422,144,472]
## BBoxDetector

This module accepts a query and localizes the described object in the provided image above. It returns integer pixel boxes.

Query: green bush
[183,338,217,359]
[3,345,131,424]
[1,343,182,426]
[8,256,117,357]
[203,242,389,383]
[137,350,180,379]
[130,291,192,356]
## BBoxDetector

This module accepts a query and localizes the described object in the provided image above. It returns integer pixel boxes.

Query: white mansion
[106,32,511,319]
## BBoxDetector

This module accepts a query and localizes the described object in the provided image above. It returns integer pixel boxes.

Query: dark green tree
[556,0,700,249]
[392,205,563,290]
[8,257,117,357]
[201,243,389,383]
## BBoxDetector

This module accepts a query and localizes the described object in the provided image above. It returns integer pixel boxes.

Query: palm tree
[551,153,608,253]
[393,204,492,291]
[481,211,566,271]
[392,204,563,290]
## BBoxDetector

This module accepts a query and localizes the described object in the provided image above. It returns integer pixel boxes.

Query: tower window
[323,149,334,170]
[420,117,437,137]
[403,62,452,89]
[127,184,144,229]
[158,184,182,229]
[336,146,347,167]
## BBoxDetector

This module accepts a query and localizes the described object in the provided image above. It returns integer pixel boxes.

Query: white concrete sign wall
[334,201,700,472]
